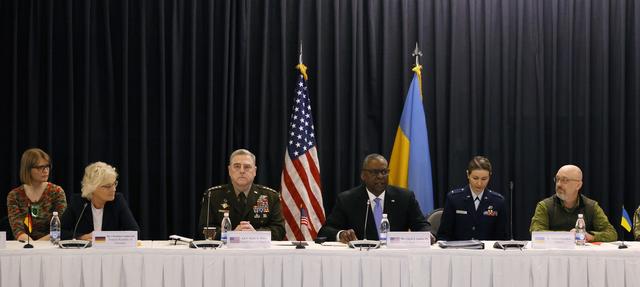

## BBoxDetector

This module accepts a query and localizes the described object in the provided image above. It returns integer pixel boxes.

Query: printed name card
[531,231,575,249]
[0,232,5,249]
[92,231,138,248]
[226,231,271,249]
[386,232,431,249]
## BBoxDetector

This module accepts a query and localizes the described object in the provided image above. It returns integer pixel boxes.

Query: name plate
[387,232,431,249]
[92,231,138,248]
[0,232,5,249]
[531,231,575,249]
[226,231,271,249]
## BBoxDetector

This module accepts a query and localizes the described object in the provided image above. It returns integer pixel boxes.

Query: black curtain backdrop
[1,0,639,240]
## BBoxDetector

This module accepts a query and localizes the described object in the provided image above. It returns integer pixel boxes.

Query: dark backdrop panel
[1,0,639,240]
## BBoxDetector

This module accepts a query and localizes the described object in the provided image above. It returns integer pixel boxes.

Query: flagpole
[24,205,33,248]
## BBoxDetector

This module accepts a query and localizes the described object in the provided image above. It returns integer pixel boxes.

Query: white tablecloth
[1,240,639,287]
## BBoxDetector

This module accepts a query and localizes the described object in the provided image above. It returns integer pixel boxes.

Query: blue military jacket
[438,186,508,241]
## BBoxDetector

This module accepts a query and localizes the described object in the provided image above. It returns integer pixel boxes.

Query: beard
[555,190,565,201]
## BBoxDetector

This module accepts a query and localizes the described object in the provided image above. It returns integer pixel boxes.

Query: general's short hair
[229,149,256,165]
[362,153,386,169]
[467,156,492,175]
[81,162,118,199]
[19,148,51,185]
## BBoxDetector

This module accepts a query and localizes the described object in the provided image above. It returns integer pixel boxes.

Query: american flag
[300,207,309,227]
[281,63,325,241]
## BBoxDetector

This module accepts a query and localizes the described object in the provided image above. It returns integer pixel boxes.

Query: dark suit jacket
[61,193,140,240]
[318,185,430,241]
[438,186,507,241]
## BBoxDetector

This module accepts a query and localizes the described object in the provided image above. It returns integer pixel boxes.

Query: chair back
[426,208,443,236]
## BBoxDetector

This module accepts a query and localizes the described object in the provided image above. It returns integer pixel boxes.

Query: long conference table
[1,240,639,287]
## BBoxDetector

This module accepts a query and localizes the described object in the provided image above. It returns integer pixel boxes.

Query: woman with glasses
[438,156,508,241]
[61,162,139,240]
[7,148,67,241]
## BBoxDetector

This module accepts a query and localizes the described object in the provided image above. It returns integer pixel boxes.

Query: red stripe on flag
[282,162,319,239]
[281,197,304,240]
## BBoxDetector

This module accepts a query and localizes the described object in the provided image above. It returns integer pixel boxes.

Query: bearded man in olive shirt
[529,165,617,242]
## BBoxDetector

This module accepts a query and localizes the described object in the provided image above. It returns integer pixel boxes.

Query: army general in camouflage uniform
[198,149,285,240]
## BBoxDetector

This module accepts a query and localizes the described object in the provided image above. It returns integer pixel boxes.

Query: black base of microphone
[23,243,33,248]
[493,240,527,250]
[618,241,628,249]
[190,240,223,249]
[59,239,92,249]
[294,241,307,249]
[348,240,380,249]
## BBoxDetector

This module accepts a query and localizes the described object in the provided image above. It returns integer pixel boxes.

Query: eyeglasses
[31,164,51,172]
[100,181,119,189]
[553,177,580,184]
[363,169,390,177]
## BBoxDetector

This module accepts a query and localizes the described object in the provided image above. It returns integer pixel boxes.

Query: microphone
[348,200,380,249]
[190,188,223,249]
[493,180,527,250]
[59,202,92,248]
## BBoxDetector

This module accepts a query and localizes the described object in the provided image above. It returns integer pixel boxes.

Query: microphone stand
[348,200,380,250]
[493,181,526,250]
[59,203,92,248]
[191,188,222,249]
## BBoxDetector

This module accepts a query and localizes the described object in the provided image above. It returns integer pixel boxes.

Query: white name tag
[226,231,271,249]
[92,231,138,248]
[531,231,575,249]
[0,232,5,249]
[456,210,468,214]
[386,232,431,249]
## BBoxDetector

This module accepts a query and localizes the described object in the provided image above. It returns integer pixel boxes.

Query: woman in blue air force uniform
[438,156,507,241]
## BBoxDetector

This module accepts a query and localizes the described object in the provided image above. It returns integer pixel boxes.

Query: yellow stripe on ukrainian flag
[389,66,434,214]
[621,207,632,232]
[389,128,410,188]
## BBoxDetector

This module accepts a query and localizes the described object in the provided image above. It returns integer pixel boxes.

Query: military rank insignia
[253,195,270,218]
[483,205,498,216]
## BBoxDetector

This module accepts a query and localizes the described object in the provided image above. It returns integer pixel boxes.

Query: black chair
[0,216,15,240]
[426,208,443,237]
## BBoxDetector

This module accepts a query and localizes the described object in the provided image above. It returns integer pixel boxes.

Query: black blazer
[318,185,430,241]
[61,193,139,240]
[438,186,508,241]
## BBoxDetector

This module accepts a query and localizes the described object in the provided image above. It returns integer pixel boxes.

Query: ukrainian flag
[621,206,632,232]
[389,65,434,214]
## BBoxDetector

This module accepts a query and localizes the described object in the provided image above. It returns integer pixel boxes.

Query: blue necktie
[373,197,382,233]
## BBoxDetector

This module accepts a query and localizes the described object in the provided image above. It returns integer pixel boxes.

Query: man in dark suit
[318,154,430,243]
[198,149,285,240]
[438,156,508,241]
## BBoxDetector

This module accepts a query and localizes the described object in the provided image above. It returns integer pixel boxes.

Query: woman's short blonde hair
[81,162,118,199]
[19,148,51,185]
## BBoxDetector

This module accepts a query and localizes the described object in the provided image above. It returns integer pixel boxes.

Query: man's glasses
[31,164,51,172]
[363,169,390,177]
[553,177,580,184]
[100,181,119,189]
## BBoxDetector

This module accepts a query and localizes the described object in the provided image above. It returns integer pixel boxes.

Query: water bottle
[575,213,586,246]
[50,211,61,245]
[220,212,232,244]
[379,213,390,246]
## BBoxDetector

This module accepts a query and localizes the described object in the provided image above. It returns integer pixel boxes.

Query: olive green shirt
[529,194,617,242]
[634,206,640,240]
